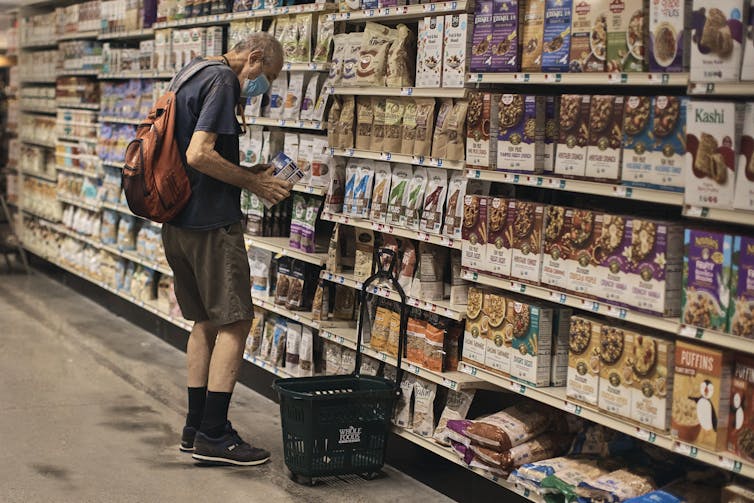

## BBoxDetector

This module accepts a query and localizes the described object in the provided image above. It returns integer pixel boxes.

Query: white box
[734,102,754,210]
[205,26,224,57]
[419,16,444,88]
[690,0,748,82]
[741,0,754,79]
[172,29,183,71]
[442,14,468,88]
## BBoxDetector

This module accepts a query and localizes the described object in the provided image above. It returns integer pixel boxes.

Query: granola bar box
[491,0,520,72]
[484,291,512,375]
[585,95,625,181]
[671,341,732,451]
[462,195,489,272]
[496,94,545,173]
[630,334,675,431]
[541,205,573,291]
[565,209,604,299]
[463,287,488,367]
[682,229,734,331]
[567,315,602,405]
[685,100,745,209]
[648,0,692,71]
[597,323,637,419]
[690,0,747,82]
[470,0,494,72]
[542,0,573,72]
[730,235,754,338]
[487,197,515,278]
[727,358,754,462]
[734,102,754,211]
[510,299,555,388]
[466,92,498,169]
[555,94,591,178]
[510,201,545,285]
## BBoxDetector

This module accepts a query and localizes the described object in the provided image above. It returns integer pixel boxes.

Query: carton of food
[682,229,734,331]
[496,94,545,173]
[422,16,445,88]
[728,358,754,462]
[648,0,692,71]
[567,315,602,405]
[606,0,647,72]
[734,102,754,211]
[542,0,573,72]
[621,96,654,188]
[466,92,498,169]
[690,0,747,82]
[487,198,515,278]
[461,195,489,271]
[565,209,603,299]
[648,96,687,192]
[569,0,609,72]
[630,334,674,431]
[730,235,754,338]
[491,0,519,72]
[671,341,732,451]
[685,100,745,209]
[521,0,546,71]
[551,308,573,387]
[470,0,494,72]
[463,287,488,367]
[443,14,469,88]
[585,95,625,181]
[541,205,572,291]
[555,94,591,178]
[510,201,545,285]
[543,96,558,173]
[597,324,636,419]
[595,212,631,306]
[483,291,512,375]
[510,300,555,387]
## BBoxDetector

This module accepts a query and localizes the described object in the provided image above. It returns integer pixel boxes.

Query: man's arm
[186,130,291,204]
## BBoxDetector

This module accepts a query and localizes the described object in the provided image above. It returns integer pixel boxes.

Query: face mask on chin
[241,73,270,98]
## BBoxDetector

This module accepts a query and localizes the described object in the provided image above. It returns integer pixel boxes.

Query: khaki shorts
[162,222,254,326]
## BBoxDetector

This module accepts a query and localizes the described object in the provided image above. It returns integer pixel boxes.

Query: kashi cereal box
[690,0,747,82]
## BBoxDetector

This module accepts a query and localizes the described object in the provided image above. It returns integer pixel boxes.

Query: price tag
[408,298,420,307]
[513,174,520,183]
[415,155,426,165]
[635,428,657,443]
[442,378,457,390]
[346,148,355,156]
[518,283,527,294]
[381,151,392,161]
[338,276,345,285]
[329,147,335,156]
[367,8,375,16]
[476,73,484,83]
[451,1,458,8]
[591,302,600,313]
[383,8,391,15]
[292,313,301,321]
[280,120,286,127]
[674,442,698,458]
[510,381,526,394]
[337,336,345,344]
[705,82,715,94]
[400,87,414,96]
[418,232,431,242]
[380,353,388,362]
[719,456,743,473]
[565,402,583,415]
[408,364,421,375]
[685,205,704,217]
[283,62,292,71]
[355,281,363,290]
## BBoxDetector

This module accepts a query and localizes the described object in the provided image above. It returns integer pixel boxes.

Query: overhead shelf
[242,116,325,130]
[19,137,56,148]
[251,295,351,331]
[20,106,57,115]
[327,0,467,21]
[57,30,100,41]
[98,116,143,126]
[330,147,465,170]
[58,135,98,144]
[57,194,102,212]
[244,235,328,266]
[57,68,101,77]
[19,170,57,183]
[243,353,297,378]
[100,200,162,228]
[468,72,689,86]
[98,71,174,79]
[152,2,336,29]
[19,77,57,84]
[56,101,101,110]
[282,61,331,72]
[683,205,754,227]
[466,169,684,206]
[687,81,754,96]
[98,28,155,41]
[326,86,467,98]
[677,324,754,354]
[56,165,100,177]
[20,40,58,50]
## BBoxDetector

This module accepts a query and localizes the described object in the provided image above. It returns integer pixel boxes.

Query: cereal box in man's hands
[461,195,489,271]
[555,94,591,178]
[690,0,747,82]
[542,0,573,72]
[585,95,625,181]
[683,229,734,332]
[496,94,545,173]
[671,341,732,451]
[630,334,674,431]
[491,0,519,72]
[597,324,636,419]
[730,235,754,339]
[541,205,572,291]
[734,102,754,211]
[510,201,545,285]
[569,0,609,72]
[470,0,494,72]
[487,197,515,278]
[463,287,488,366]
[567,315,602,405]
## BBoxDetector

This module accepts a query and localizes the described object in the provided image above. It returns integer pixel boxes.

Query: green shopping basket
[274,249,407,484]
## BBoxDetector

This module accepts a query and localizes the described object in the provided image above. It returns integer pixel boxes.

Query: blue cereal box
[542,0,573,72]
[648,96,686,192]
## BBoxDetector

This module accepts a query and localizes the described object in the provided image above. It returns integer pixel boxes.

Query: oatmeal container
[690,0,747,82]
[470,1,494,72]
[483,291,512,376]
[487,198,515,278]
[542,0,573,72]
[496,95,545,173]
[555,95,591,178]
[727,358,754,462]
[566,315,602,405]
[463,287,488,367]
[491,0,520,71]
[510,300,555,388]
[730,236,754,339]
[541,205,572,291]
[630,335,674,431]
[585,95,625,182]
[597,324,636,420]
[648,0,692,71]
[734,102,754,211]
[510,201,545,285]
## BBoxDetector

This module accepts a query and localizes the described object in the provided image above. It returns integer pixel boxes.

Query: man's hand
[246,166,292,204]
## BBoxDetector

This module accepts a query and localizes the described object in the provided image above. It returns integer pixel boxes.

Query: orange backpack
[122,60,224,223]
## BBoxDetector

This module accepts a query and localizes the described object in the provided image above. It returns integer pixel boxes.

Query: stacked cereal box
[567,315,602,405]
[555,95,591,178]
[690,0,747,82]
[566,209,603,299]
[731,235,754,338]
[483,291,512,375]
[541,205,572,292]
[492,0,520,72]
[648,0,692,71]
[585,95,625,181]
[727,358,754,463]
[470,0,494,73]
[734,102,754,211]
[510,201,545,285]
[597,323,637,419]
[569,0,609,72]
[496,94,545,173]
[606,0,646,72]
[542,0,573,72]
[630,334,675,431]
[487,197,515,278]
[463,287,488,367]
[466,92,498,170]
[509,298,555,387]
[461,195,489,271]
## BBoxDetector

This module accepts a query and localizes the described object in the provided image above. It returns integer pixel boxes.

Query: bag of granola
[355,96,374,150]
[414,98,436,157]
[431,98,453,159]
[370,97,387,152]
[401,98,418,154]
[356,22,397,87]
[383,97,405,153]
[445,100,469,161]
[386,23,415,87]
[313,13,334,62]
[337,95,355,149]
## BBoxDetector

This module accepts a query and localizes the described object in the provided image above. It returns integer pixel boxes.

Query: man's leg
[185,321,217,428]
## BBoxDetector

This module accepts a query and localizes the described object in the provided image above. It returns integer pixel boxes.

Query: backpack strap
[168,59,226,92]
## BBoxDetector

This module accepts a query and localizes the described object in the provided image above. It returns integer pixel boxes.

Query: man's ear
[248,49,264,66]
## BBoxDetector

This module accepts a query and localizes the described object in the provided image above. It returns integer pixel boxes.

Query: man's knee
[220,319,253,340]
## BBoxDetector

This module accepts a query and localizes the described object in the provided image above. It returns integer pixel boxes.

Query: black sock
[186,386,207,429]
[199,391,232,438]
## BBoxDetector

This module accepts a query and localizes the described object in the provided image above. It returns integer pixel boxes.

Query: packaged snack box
[520,0,546,71]
[541,205,572,291]
[484,291,512,375]
[690,0,747,82]
[648,0,692,71]
[542,0,573,72]
[671,341,732,451]
[461,195,489,272]
[470,0,494,72]
[597,324,636,419]
[630,334,674,431]
[555,95,591,178]
[510,299,555,387]
[727,358,754,462]
[466,92,498,169]
[730,235,754,338]
[647,96,687,192]
[595,212,632,306]
[585,95,625,181]
[565,209,603,299]
[606,0,647,72]
[463,287,488,366]
[734,102,754,211]
[491,0,520,72]
[496,94,545,173]
[567,315,602,405]
[510,201,545,285]
[487,197,515,278]
[569,0,609,72]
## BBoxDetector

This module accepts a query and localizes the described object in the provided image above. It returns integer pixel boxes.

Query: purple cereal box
[491,0,519,71]
[730,235,754,338]
[597,213,632,307]
[683,229,734,331]
[542,0,573,72]
[496,94,545,173]
[470,0,494,72]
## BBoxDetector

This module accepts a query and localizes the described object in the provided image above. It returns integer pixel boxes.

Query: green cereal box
[509,299,555,387]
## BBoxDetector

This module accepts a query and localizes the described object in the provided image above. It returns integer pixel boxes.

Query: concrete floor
[0,272,453,503]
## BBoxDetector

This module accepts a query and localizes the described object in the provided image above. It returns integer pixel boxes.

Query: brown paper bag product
[371,97,387,152]
[355,96,374,151]
[338,96,355,149]
[401,98,418,154]
[413,98,436,157]
[386,23,416,87]
[356,22,397,87]
[383,97,406,153]
[445,100,469,161]
[432,99,454,159]
[327,97,342,148]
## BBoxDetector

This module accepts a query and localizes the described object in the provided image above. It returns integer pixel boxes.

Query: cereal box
[682,229,734,331]
[542,0,574,72]
[734,102,754,211]
[510,300,555,387]
[443,14,469,88]
[487,198,515,278]
[690,0,747,82]
[543,96,558,173]
[461,195,489,271]
[463,287,488,366]
[496,94,545,173]
[569,0,609,72]
[154,29,171,72]
[730,235,754,338]
[728,358,754,461]
[585,95,625,181]
[671,341,732,451]
[606,0,647,72]
[723,484,754,503]
[510,201,545,285]
[565,209,603,299]
[484,291,512,375]
[596,213,631,305]
[685,100,745,209]
[470,0,494,72]
[422,16,444,88]
[742,0,754,80]
[466,92,499,169]
[551,308,573,387]
[567,315,602,405]
[541,205,572,291]
[630,334,674,431]
[649,96,687,192]
[621,96,654,187]
[491,0,519,72]
[555,95,591,178]
[521,0,546,71]
[597,324,636,419]
[648,0,692,71]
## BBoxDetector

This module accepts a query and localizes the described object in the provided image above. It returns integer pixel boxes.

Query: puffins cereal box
[727,358,754,462]
[734,102,754,211]
[567,315,602,405]
[630,334,675,431]
[597,324,637,419]
[671,341,732,451]
[730,235,754,338]
[690,0,747,82]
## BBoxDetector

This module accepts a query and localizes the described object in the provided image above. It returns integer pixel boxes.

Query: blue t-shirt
[169,58,243,230]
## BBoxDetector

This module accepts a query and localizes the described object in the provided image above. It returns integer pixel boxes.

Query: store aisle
[0,272,452,503]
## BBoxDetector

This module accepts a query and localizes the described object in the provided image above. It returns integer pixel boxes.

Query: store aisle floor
[0,272,452,503]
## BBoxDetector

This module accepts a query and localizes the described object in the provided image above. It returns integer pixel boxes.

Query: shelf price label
[400,87,414,96]
[510,381,526,394]
[719,456,743,473]
[565,402,583,415]
[635,428,657,443]
[679,324,705,339]
[380,151,392,161]
[408,364,421,375]
[674,442,698,458]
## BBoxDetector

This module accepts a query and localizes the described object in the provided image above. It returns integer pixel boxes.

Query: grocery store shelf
[98,28,155,41]
[57,194,102,212]
[327,0,467,21]
[102,161,125,170]
[330,148,465,170]
[457,360,754,479]
[251,295,349,331]
[19,169,57,183]
[98,116,143,126]
[468,72,689,86]
[57,30,100,41]
[687,81,754,96]
[152,2,335,29]
[683,205,754,227]
[20,106,57,115]
[282,61,331,72]
[321,270,466,321]
[321,210,462,250]
[466,169,684,206]
[100,200,162,228]
[320,325,486,391]
[98,71,174,80]
[19,137,56,148]
[326,86,467,98]
[56,165,100,177]
[243,353,297,378]
[52,223,102,249]
[58,135,98,144]
[461,268,679,335]
[242,116,325,130]
[21,208,60,223]
[677,325,754,354]
[244,235,328,266]
[20,40,57,50]
[292,183,327,196]
[19,76,57,84]
[56,101,100,110]
[57,68,101,77]
[100,242,173,276]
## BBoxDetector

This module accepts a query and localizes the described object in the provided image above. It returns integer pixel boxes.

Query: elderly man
[162,32,291,466]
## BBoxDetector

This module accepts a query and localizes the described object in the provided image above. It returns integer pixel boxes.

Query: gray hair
[231,31,284,67]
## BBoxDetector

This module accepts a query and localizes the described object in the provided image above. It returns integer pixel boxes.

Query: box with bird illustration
[671,341,732,451]
[727,358,754,463]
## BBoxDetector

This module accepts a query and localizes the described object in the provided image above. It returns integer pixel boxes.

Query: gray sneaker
[192,424,271,467]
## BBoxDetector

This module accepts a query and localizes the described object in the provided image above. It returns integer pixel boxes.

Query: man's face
[242,49,282,84]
